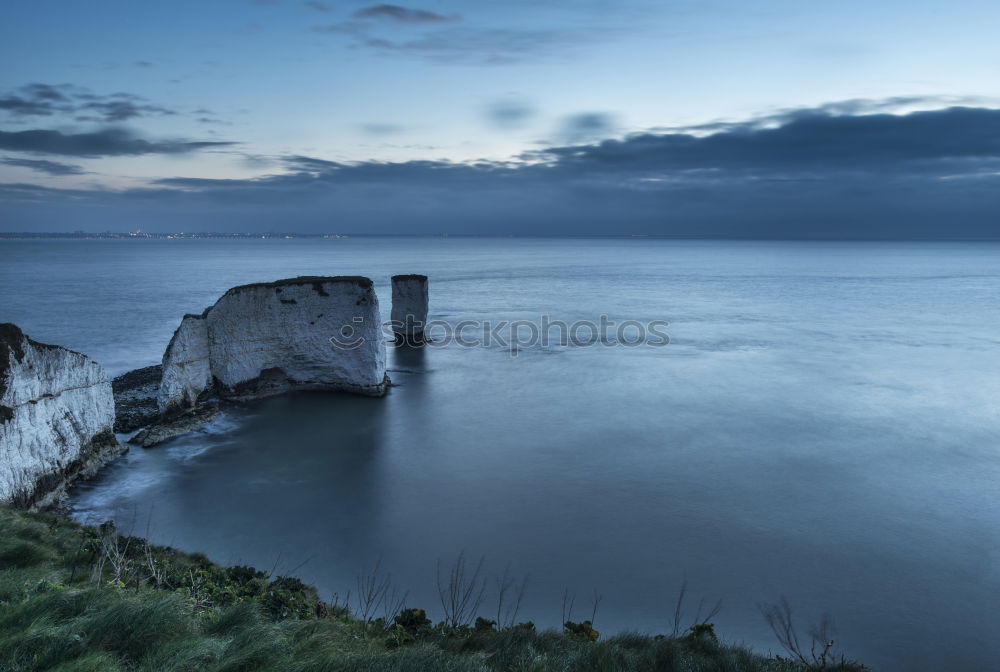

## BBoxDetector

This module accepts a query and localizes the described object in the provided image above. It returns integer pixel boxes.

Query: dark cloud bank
[3,104,1000,239]
[0,128,235,157]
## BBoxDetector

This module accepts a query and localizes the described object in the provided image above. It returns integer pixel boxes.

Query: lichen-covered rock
[206,277,387,399]
[0,323,121,507]
[391,274,429,345]
[157,312,212,414]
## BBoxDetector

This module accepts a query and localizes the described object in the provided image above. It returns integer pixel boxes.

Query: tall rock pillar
[391,274,429,345]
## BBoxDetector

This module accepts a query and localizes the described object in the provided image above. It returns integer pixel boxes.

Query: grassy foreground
[0,507,867,672]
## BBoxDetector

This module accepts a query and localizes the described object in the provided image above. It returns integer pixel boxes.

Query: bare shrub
[437,551,487,629]
[356,558,393,631]
[91,520,136,588]
[760,597,843,668]
[670,579,723,638]
[494,564,529,629]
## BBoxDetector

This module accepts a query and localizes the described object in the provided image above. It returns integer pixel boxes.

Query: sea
[1,237,998,671]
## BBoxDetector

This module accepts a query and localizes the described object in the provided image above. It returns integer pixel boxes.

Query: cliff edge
[0,323,121,507]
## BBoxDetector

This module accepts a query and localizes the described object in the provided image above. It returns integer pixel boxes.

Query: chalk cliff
[157,312,212,414]
[156,276,388,415]
[0,324,120,507]
[207,277,387,398]
[391,274,429,344]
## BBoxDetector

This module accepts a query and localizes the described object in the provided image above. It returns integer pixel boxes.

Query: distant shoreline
[3,232,1000,242]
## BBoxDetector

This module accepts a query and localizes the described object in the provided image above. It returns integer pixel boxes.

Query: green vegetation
[0,507,867,671]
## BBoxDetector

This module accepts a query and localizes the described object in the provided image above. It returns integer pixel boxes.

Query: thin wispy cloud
[486,99,536,129]
[353,4,460,24]
[555,112,617,143]
[1,156,87,176]
[313,3,635,65]
[0,84,74,117]
[0,84,176,123]
[360,123,405,135]
[342,26,607,65]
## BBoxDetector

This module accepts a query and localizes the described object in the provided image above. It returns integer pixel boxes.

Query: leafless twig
[561,587,576,625]
[760,597,841,668]
[436,551,487,628]
[356,558,392,631]
[494,565,529,629]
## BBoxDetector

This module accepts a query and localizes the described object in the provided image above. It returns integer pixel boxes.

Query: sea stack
[391,274,429,345]
[157,276,388,414]
[0,323,120,507]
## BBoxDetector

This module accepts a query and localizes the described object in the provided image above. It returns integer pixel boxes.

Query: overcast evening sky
[1,0,999,237]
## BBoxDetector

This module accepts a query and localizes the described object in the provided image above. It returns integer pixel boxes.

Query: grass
[0,506,869,672]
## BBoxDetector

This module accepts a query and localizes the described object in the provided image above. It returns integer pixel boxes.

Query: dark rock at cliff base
[129,404,218,448]
[112,365,162,432]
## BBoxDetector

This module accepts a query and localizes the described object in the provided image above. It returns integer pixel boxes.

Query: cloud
[75,99,176,122]
[486,99,536,129]
[4,102,1000,238]
[360,122,405,135]
[541,106,1000,171]
[353,4,460,24]
[347,27,598,65]
[1,156,87,176]
[0,84,73,117]
[654,95,991,135]
[0,128,236,157]
[314,5,624,65]
[556,112,617,143]
[0,83,178,122]
[303,0,331,11]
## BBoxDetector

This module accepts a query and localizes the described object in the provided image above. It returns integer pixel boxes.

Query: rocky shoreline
[111,364,162,432]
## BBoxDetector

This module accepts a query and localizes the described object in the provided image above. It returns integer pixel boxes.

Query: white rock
[391,274,429,343]
[157,312,212,414]
[202,276,387,400]
[0,324,120,507]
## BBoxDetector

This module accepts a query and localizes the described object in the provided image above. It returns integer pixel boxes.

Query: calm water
[2,238,999,671]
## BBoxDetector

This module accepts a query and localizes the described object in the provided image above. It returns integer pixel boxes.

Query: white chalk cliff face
[0,324,119,507]
[158,276,387,411]
[157,312,211,414]
[391,274,429,343]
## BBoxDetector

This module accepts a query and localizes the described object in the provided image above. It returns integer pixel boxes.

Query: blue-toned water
[1,238,998,671]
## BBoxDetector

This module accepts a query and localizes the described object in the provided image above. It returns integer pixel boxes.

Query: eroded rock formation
[391,274,429,345]
[156,276,388,418]
[157,312,211,414]
[0,324,121,507]
[207,277,387,399]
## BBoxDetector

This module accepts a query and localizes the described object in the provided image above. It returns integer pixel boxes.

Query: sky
[1,0,999,237]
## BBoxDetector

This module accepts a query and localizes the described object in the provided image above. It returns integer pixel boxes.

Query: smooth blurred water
[2,238,999,671]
